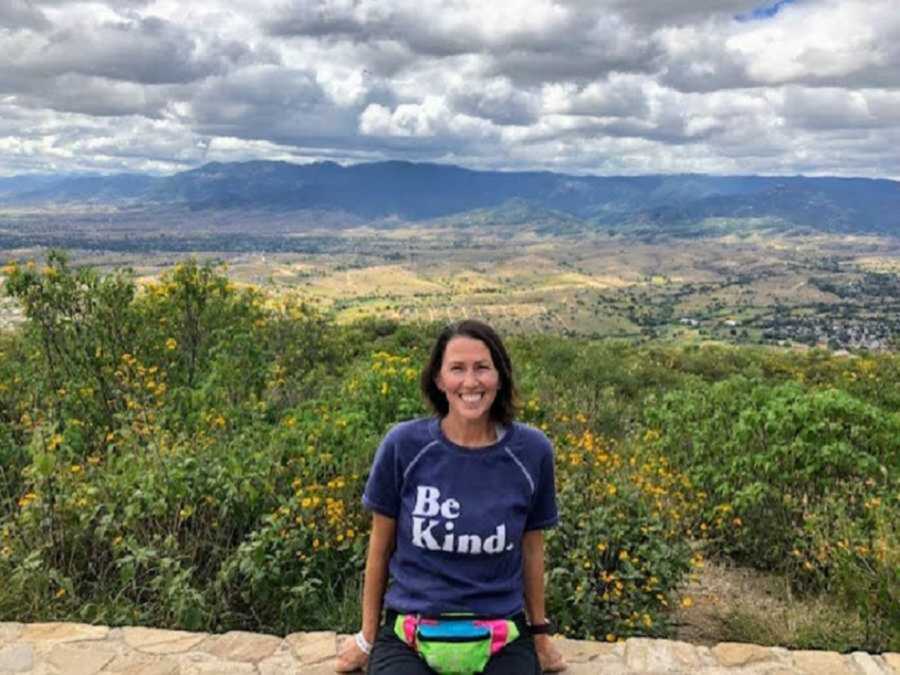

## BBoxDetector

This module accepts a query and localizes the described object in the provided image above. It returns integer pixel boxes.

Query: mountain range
[2,160,899,235]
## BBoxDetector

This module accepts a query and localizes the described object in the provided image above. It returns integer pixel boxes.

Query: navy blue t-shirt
[362,417,558,617]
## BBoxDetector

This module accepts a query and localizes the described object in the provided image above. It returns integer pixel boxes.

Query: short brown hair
[420,320,517,426]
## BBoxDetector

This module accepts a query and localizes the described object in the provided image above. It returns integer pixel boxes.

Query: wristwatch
[528,619,555,635]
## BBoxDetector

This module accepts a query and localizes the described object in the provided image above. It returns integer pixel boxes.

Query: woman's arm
[335,512,396,672]
[522,529,548,625]
[522,529,566,672]
[361,512,396,642]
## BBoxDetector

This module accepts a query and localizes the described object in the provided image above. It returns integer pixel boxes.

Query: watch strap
[528,619,554,635]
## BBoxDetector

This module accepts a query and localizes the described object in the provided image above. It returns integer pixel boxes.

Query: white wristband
[354,631,372,655]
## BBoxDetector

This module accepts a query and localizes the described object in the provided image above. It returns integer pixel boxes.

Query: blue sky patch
[736,0,797,22]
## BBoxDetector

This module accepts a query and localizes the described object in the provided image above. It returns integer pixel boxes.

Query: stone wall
[0,622,898,674]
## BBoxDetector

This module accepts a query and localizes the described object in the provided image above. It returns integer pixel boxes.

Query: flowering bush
[0,255,897,651]
[213,348,426,632]
[644,377,899,582]
[542,421,696,640]
[643,375,899,650]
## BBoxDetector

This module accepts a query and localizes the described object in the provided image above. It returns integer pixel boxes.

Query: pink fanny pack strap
[403,614,419,649]
[474,619,509,655]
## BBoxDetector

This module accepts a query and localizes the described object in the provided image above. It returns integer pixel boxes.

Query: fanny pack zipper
[416,633,492,643]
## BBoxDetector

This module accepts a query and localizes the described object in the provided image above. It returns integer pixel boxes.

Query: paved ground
[0,622,898,674]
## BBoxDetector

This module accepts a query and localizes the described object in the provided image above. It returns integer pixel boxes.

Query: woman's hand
[334,635,369,673]
[337,513,395,672]
[534,634,567,672]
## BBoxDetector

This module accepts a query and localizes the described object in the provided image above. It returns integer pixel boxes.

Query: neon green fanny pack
[394,613,520,675]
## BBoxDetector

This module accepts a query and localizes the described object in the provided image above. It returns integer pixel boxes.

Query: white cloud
[360,97,497,140]
[727,0,898,84]
[0,0,898,179]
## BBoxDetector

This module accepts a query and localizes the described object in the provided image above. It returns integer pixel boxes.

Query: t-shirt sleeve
[525,436,559,531]
[362,428,401,518]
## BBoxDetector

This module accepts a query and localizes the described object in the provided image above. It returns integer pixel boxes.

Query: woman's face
[435,335,501,425]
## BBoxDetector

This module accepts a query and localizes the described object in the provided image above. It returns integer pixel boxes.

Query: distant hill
[1,160,899,235]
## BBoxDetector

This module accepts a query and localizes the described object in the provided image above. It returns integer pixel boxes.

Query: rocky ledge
[0,622,897,674]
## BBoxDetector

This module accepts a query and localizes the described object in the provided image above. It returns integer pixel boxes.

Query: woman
[336,320,566,674]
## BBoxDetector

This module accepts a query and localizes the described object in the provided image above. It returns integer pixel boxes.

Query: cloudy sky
[2,0,899,178]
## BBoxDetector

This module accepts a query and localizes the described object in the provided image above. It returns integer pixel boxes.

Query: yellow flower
[55,588,66,599]
[17,492,37,508]
[681,596,694,609]
[643,429,661,443]
[166,338,177,350]
[606,633,616,642]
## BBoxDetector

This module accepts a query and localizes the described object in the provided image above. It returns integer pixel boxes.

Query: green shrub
[645,377,899,576]
[545,422,695,640]
[643,375,899,651]
[814,494,900,652]
[1,254,898,651]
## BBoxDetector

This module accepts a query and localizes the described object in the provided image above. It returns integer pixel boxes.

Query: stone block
[849,652,887,675]
[0,645,33,673]
[201,631,283,663]
[122,627,207,654]
[181,661,257,675]
[562,659,630,675]
[21,623,109,644]
[712,642,777,667]
[0,625,23,648]
[882,653,900,674]
[258,653,302,675]
[46,644,116,675]
[791,650,854,675]
[285,631,337,666]
[555,636,621,664]
[102,655,180,675]
[625,637,705,672]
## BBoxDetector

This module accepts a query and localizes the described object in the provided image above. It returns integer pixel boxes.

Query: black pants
[366,612,542,675]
